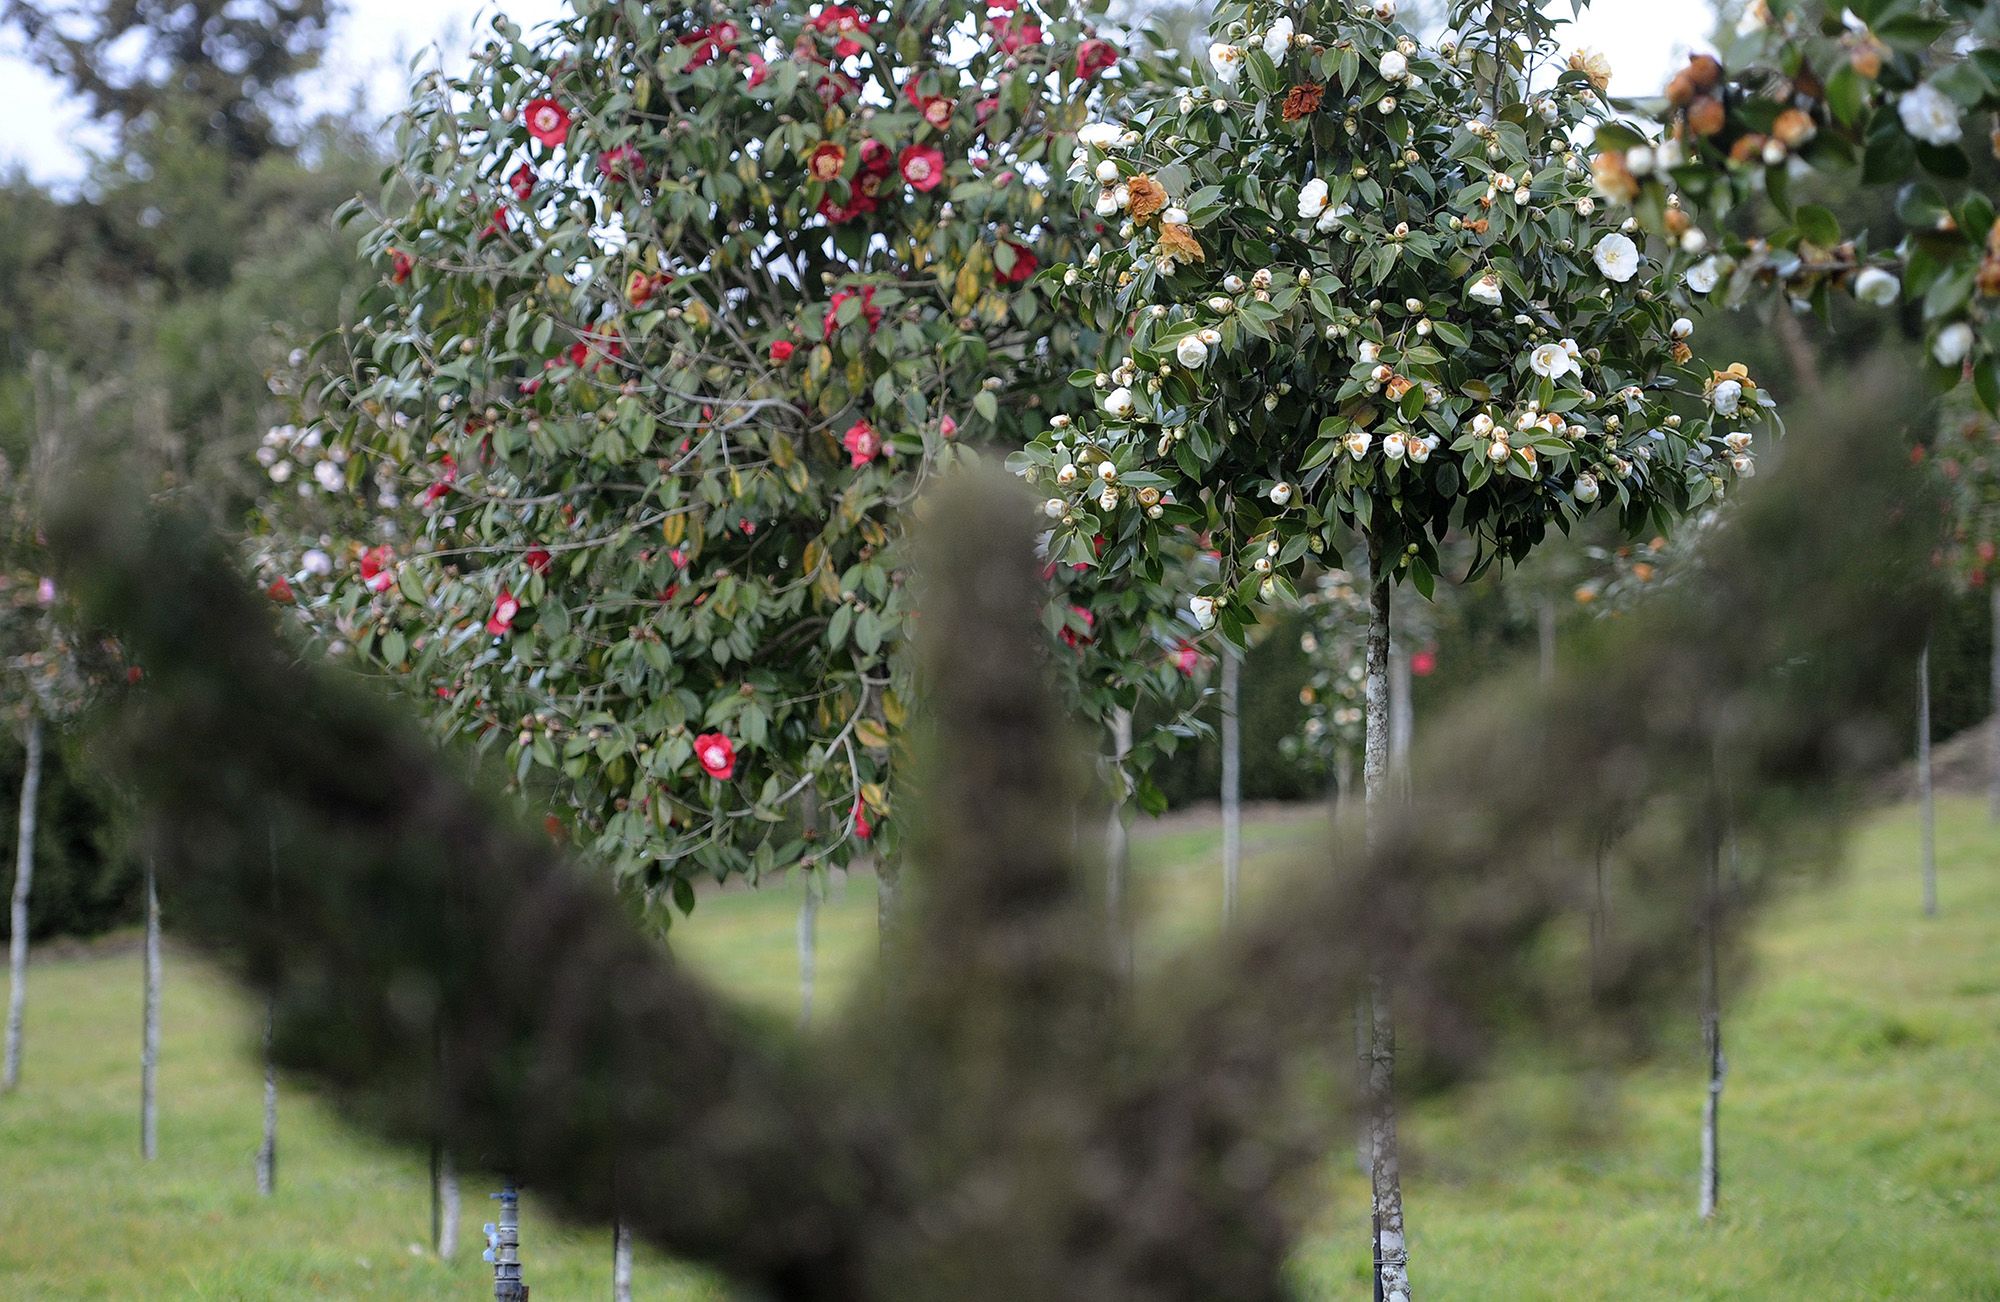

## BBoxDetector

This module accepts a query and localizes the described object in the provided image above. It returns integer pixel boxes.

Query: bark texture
[1104,707,1134,976]
[1363,569,1410,1302]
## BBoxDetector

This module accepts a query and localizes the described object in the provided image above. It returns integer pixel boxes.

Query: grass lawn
[1,798,1995,1298]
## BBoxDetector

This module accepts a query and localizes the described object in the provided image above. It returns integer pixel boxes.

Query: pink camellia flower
[842,419,881,466]
[524,547,552,574]
[1411,647,1438,678]
[939,414,958,438]
[823,285,882,337]
[523,98,570,147]
[359,546,395,593]
[770,339,795,363]
[36,577,56,605]
[508,164,536,201]
[1174,641,1201,676]
[486,588,521,636]
[595,144,643,182]
[899,144,946,191]
[1075,38,1118,80]
[694,731,736,780]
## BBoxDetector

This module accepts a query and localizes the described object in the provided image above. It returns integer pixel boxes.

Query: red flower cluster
[823,285,883,337]
[1075,38,1118,80]
[842,419,882,466]
[695,731,737,780]
[359,546,395,594]
[595,143,644,182]
[807,5,871,58]
[680,19,740,68]
[1058,604,1095,650]
[420,453,457,507]
[523,98,569,148]
[487,589,521,636]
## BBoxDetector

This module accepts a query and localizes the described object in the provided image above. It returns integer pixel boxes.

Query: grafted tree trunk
[1220,649,1242,926]
[612,1219,634,1302]
[1919,642,1937,918]
[4,711,43,1093]
[257,997,277,1195]
[1104,707,1134,976]
[1362,566,1411,1302]
[141,857,161,1160]
[1698,833,1725,1220]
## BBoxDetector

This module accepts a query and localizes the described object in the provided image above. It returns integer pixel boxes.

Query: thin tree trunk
[1538,594,1557,687]
[257,997,277,1194]
[436,1148,460,1258]
[1989,582,2000,823]
[1104,707,1134,977]
[1362,566,1411,1302]
[1919,642,1938,918]
[4,711,43,1093]
[798,876,821,1029]
[141,857,161,1161]
[1220,648,1242,926]
[1698,832,1725,1221]
[491,1178,525,1301]
[613,1219,634,1301]
[1389,628,1413,794]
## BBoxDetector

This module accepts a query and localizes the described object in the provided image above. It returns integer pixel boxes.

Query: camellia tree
[282,0,1136,920]
[1011,1,1781,1294]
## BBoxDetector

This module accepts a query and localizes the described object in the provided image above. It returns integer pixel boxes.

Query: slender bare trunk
[1919,642,1938,918]
[435,1148,460,1258]
[1990,583,2000,823]
[797,876,821,1029]
[1363,567,1411,1302]
[141,857,161,1161]
[490,1178,525,1301]
[4,712,43,1093]
[1698,833,1725,1220]
[1389,627,1413,795]
[1220,649,1242,926]
[612,1219,634,1301]
[1104,707,1134,977]
[257,997,277,1194]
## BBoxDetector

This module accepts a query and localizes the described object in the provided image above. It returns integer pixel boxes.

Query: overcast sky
[0,0,1716,187]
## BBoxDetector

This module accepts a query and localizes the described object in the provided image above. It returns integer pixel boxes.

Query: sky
[0,0,1716,188]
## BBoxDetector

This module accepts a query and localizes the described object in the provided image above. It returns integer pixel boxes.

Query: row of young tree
[10,0,2000,1295]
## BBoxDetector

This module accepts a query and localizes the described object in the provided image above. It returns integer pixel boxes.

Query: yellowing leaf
[855,718,890,750]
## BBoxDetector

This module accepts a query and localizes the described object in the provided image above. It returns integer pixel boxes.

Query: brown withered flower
[1589,152,1638,203]
[1126,173,1168,224]
[1688,96,1726,137]
[1282,82,1325,121]
[1157,222,1204,264]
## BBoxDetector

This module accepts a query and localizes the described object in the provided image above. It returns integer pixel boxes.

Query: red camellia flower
[523,97,570,148]
[694,731,737,780]
[807,141,847,182]
[391,249,413,284]
[266,576,295,604]
[899,144,946,191]
[1174,641,1201,676]
[1075,38,1118,80]
[745,53,770,87]
[524,547,552,574]
[420,453,457,507]
[819,194,877,225]
[940,414,958,438]
[486,588,521,636]
[809,5,870,57]
[770,339,795,363]
[851,800,873,840]
[479,207,511,241]
[842,419,881,466]
[595,143,643,182]
[508,164,536,201]
[359,545,395,593]
[823,285,882,337]
[903,78,955,128]
[1411,647,1438,678]
[996,239,1039,283]
[1059,604,1095,650]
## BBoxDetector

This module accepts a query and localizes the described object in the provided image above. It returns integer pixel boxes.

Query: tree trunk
[4,711,43,1093]
[1220,647,1242,926]
[1362,568,1411,1302]
[257,996,278,1194]
[1104,707,1134,977]
[1919,642,1938,918]
[1698,833,1725,1221]
[435,1148,460,1258]
[141,857,161,1161]
[1990,583,2000,824]
[490,1178,525,1301]
[1538,594,1557,687]
[797,876,821,1029]
[1388,627,1413,794]
[613,1219,634,1302]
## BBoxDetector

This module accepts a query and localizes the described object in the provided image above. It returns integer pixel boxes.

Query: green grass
[2,799,1996,1298]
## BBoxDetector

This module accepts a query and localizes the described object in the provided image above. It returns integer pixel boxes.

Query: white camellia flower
[1373,0,1396,17]
[1344,430,1373,459]
[1103,386,1135,417]
[1592,232,1640,282]
[301,548,333,576]
[1078,123,1122,149]
[1298,177,1329,220]
[1317,202,1352,232]
[1469,271,1504,305]
[313,460,344,491]
[1262,16,1294,62]
[1094,190,1119,217]
[1379,50,1408,81]
[1934,321,1975,367]
[1209,43,1245,87]
[1898,82,1963,146]
[1853,267,1900,307]
[1044,498,1066,518]
[1223,273,1246,293]
[1529,342,1577,379]
[1406,436,1432,465]
[1358,341,1381,363]
[1189,595,1217,629]
[1711,379,1743,415]
[1383,431,1408,460]
[1163,207,1189,225]
[1176,335,1210,369]
[1684,256,1722,294]
[1197,328,1222,346]
[1269,481,1293,506]
[1724,431,1753,454]
[1573,473,1600,504]
[1671,317,1694,340]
